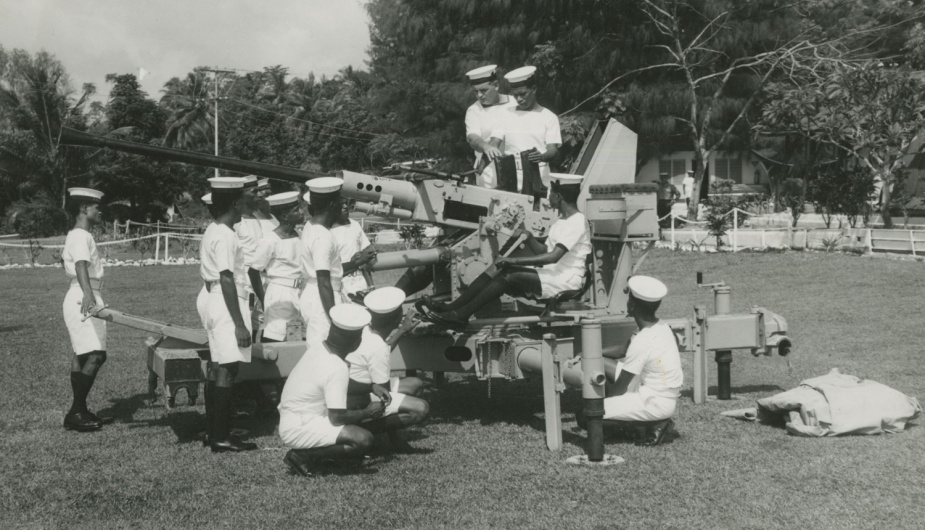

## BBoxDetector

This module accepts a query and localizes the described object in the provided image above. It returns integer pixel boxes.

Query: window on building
[714,158,743,183]
[658,159,687,178]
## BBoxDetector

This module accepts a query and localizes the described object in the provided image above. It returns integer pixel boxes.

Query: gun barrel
[369,247,448,271]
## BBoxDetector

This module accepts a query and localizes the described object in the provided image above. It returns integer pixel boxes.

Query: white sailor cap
[364,287,406,314]
[466,64,498,84]
[330,303,371,331]
[208,176,246,193]
[241,175,259,189]
[68,187,104,202]
[505,66,537,88]
[266,191,299,208]
[306,177,344,195]
[686,169,695,175]
[549,173,584,186]
[201,193,213,205]
[627,275,668,303]
[256,178,271,190]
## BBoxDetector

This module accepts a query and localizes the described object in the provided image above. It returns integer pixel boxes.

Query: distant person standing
[486,65,562,196]
[61,187,113,432]
[656,172,680,228]
[681,170,695,210]
[464,64,517,187]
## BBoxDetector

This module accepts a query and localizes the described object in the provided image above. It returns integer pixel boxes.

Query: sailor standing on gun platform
[331,198,377,301]
[200,177,258,452]
[299,177,347,346]
[280,304,380,476]
[62,187,114,432]
[464,64,518,187]
[250,191,305,343]
[601,275,682,446]
[347,287,429,452]
[486,65,562,195]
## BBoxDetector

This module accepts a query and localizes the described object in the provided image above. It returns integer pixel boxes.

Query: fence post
[165,233,170,262]
[733,209,738,252]
[865,228,873,254]
[910,230,916,257]
[155,233,161,262]
[670,214,676,247]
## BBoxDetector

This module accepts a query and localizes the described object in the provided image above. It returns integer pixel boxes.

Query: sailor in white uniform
[419,174,590,330]
[62,187,113,432]
[463,64,518,185]
[298,177,348,346]
[279,304,381,476]
[346,287,429,452]
[234,175,278,339]
[196,193,214,329]
[200,177,258,453]
[602,275,682,446]
[250,191,305,343]
[483,65,562,193]
[331,199,376,300]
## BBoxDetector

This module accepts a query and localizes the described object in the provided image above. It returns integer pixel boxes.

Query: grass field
[1,249,923,528]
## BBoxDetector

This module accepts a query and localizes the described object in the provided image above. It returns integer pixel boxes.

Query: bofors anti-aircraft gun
[61,120,792,458]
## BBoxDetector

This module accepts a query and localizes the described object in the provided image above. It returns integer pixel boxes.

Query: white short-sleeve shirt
[251,231,303,280]
[681,176,695,199]
[63,228,103,279]
[234,217,266,269]
[346,328,391,385]
[491,105,562,157]
[465,97,518,167]
[620,322,683,398]
[331,219,371,267]
[300,222,343,286]
[542,212,591,278]
[200,223,244,282]
[278,344,349,419]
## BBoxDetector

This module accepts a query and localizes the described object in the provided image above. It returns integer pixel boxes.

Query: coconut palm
[160,70,214,150]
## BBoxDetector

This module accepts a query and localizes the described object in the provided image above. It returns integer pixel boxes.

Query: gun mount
[61,121,793,454]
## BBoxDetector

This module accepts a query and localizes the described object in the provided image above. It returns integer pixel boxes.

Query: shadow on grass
[678,383,785,400]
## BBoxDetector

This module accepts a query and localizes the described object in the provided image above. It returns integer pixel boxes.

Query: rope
[0,232,204,249]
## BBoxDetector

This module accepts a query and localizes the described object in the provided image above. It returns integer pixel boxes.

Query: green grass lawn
[1,250,923,528]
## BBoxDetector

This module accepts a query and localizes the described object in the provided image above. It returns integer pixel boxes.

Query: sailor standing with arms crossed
[62,188,114,432]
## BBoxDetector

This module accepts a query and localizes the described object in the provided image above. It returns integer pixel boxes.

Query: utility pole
[202,68,234,178]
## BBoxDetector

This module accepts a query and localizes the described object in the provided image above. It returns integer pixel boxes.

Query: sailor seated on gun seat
[418,173,590,331]
[279,304,380,476]
[599,275,682,447]
[346,287,429,453]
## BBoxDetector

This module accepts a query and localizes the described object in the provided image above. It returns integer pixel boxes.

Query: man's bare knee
[338,425,374,451]
[401,397,429,424]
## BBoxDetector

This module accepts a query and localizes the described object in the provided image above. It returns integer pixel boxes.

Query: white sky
[0,0,372,101]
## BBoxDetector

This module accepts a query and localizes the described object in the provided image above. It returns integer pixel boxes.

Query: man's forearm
[319,281,336,315]
[331,409,371,426]
[75,261,93,299]
[220,275,246,327]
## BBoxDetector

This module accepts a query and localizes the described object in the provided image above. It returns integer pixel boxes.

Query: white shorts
[205,288,252,365]
[279,412,344,449]
[63,285,106,355]
[536,268,584,299]
[603,363,677,422]
[342,274,369,298]
[371,376,405,416]
[298,285,344,346]
[263,283,302,341]
[196,285,208,329]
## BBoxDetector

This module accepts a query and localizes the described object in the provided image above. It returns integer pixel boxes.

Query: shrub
[11,203,69,238]
[779,178,805,227]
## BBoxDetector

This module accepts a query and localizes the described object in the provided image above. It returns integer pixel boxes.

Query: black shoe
[211,436,258,453]
[284,450,314,477]
[420,307,467,332]
[635,418,674,447]
[63,411,102,432]
[86,411,115,425]
[418,295,449,312]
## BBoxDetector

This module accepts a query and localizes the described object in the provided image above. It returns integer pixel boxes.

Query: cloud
[0,0,371,100]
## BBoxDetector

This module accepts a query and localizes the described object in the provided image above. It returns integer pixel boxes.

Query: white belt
[268,277,305,290]
[204,280,249,300]
[303,277,343,291]
[69,278,103,291]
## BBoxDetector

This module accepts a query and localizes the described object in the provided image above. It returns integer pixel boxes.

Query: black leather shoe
[211,436,258,453]
[63,411,102,432]
[420,307,467,332]
[87,411,115,425]
[635,418,674,447]
[284,450,314,477]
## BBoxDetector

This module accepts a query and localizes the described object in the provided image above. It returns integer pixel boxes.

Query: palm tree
[160,70,213,150]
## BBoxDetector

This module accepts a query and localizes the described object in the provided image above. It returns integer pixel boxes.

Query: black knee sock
[395,266,434,297]
[204,381,214,438]
[362,413,406,434]
[212,385,232,441]
[69,372,94,414]
[441,273,493,311]
[449,276,510,320]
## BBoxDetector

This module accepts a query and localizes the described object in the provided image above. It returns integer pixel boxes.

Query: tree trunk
[880,174,894,229]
